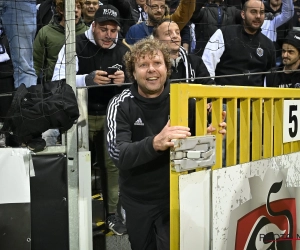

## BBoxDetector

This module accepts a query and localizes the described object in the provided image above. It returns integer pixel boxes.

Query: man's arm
[106,97,191,170]
[51,45,87,87]
[190,0,206,23]
[201,29,225,77]
[272,0,294,29]
[33,30,46,78]
[191,54,216,84]
[170,0,196,30]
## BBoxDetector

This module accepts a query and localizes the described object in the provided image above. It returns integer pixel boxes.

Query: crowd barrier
[170,84,300,249]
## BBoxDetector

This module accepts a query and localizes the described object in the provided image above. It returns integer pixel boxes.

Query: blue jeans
[0,0,37,88]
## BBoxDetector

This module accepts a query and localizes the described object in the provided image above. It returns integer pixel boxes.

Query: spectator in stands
[106,38,226,250]
[0,25,14,147]
[36,0,56,35]
[124,0,148,35]
[127,0,148,23]
[34,0,87,83]
[293,0,300,27]
[82,0,100,26]
[202,0,276,166]
[153,19,215,134]
[99,0,146,37]
[0,0,37,88]
[264,0,294,65]
[165,1,191,54]
[52,4,128,236]
[153,19,214,84]
[191,0,242,55]
[261,0,294,46]
[202,0,276,86]
[124,0,196,45]
[266,30,300,87]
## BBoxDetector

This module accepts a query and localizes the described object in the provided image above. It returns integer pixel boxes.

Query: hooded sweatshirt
[33,15,88,82]
[52,24,130,115]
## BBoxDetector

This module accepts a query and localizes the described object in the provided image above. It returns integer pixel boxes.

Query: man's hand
[94,70,112,85]
[85,70,125,86]
[153,120,191,151]
[108,70,125,84]
[207,111,226,137]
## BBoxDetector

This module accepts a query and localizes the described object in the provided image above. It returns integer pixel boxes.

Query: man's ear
[241,10,245,20]
[144,4,148,13]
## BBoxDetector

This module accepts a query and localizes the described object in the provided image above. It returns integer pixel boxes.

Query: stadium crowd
[0,0,300,249]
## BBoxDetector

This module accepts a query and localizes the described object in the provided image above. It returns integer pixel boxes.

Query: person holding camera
[52,4,129,236]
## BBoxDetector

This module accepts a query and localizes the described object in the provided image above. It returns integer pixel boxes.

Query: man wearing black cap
[266,31,300,88]
[52,4,129,235]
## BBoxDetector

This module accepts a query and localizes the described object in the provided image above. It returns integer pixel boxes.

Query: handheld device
[106,67,118,75]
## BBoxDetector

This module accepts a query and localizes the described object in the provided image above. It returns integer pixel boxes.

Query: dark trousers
[0,76,14,122]
[121,194,170,250]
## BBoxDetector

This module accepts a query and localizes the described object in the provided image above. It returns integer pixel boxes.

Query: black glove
[85,71,97,86]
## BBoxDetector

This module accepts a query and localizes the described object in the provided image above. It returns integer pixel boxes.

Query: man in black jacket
[52,4,128,235]
[106,38,190,250]
[202,0,276,87]
[153,19,214,84]
[153,19,215,134]
[106,38,226,250]
[266,30,300,88]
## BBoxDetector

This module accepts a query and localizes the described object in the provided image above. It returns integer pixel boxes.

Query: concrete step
[106,234,132,250]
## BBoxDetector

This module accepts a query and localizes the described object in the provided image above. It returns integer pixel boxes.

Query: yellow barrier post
[274,99,283,156]
[170,84,189,250]
[211,98,223,169]
[195,98,208,136]
[226,98,237,166]
[263,99,274,158]
[240,98,251,163]
[252,98,263,161]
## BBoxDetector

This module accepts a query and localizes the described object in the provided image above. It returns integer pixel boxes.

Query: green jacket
[33,15,88,82]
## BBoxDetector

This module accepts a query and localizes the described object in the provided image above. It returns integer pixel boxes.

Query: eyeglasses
[146,4,166,11]
[85,1,98,6]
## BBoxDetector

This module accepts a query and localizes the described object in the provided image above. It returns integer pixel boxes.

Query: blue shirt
[125,22,154,45]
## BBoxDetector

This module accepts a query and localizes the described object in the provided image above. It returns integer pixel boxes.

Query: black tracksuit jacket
[106,82,170,202]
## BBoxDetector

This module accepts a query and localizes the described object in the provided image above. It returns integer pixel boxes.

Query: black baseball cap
[283,31,300,50]
[94,4,120,26]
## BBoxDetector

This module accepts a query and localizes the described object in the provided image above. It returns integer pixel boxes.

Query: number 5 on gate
[283,100,300,143]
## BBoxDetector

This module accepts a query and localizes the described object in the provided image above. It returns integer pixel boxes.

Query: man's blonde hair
[123,38,171,82]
